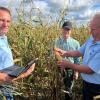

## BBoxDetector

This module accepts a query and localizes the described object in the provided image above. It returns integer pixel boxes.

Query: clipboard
[0,58,38,77]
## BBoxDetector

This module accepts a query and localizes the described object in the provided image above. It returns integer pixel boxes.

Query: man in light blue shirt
[79,36,100,84]
[0,35,14,70]
[0,7,36,100]
[57,13,100,100]
[54,21,80,100]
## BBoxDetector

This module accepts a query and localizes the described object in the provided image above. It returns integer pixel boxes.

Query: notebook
[0,58,38,77]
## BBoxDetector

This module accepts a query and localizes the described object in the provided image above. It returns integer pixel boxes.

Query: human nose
[3,21,8,27]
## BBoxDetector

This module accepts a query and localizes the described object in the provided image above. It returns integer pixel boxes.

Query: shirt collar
[61,36,71,42]
[0,35,7,39]
[91,36,100,45]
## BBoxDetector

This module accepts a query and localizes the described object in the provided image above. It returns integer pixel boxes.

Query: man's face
[0,10,11,35]
[90,18,100,39]
[62,28,71,38]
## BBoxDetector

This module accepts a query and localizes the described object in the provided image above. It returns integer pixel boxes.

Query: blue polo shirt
[79,36,100,84]
[0,35,14,70]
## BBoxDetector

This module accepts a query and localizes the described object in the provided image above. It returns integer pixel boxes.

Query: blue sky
[0,0,100,26]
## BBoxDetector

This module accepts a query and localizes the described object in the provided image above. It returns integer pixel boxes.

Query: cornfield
[7,1,90,100]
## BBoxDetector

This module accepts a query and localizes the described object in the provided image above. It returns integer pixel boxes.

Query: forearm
[66,62,94,74]
[65,51,82,57]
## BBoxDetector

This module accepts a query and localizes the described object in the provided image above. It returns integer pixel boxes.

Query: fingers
[57,60,71,70]
[54,48,63,54]
[26,63,35,74]
[73,72,79,80]
[54,47,61,52]
[57,60,66,66]
[54,48,67,59]
[57,61,66,70]
[57,61,62,66]
[12,77,20,82]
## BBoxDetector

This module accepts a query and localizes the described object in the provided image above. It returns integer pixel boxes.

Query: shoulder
[70,37,80,44]
[83,36,93,46]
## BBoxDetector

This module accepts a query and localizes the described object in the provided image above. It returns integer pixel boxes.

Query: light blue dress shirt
[79,36,100,84]
[54,37,80,64]
[0,35,14,70]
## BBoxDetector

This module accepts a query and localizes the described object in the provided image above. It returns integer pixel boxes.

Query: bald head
[93,13,100,19]
[90,13,100,41]
[90,13,100,28]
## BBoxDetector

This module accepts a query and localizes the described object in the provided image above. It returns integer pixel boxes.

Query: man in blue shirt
[0,7,36,100]
[57,13,100,100]
[54,21,80,100]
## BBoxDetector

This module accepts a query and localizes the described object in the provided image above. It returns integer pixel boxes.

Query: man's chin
[0,32,7,36]
[1,30,8,34]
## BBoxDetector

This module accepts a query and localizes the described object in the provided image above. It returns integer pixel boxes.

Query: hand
[54,50,63,61]
[0,73,13,83]
[54,48,66,57]
[57,60,71,69]
[12,63,36,81]
[73,71,79,80]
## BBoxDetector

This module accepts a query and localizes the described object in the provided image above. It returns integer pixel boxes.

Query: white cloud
[50,0,68,8]
[93,0,100,3]
[68,0,93,12]
[0,0,10,7]
[39,0,95,25]
[78,9,92,19]
[0,0,100,26]
[33,1,50,14]
[0,0,23,7]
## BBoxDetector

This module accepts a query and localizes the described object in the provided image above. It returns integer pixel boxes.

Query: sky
[0,0,100,26]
